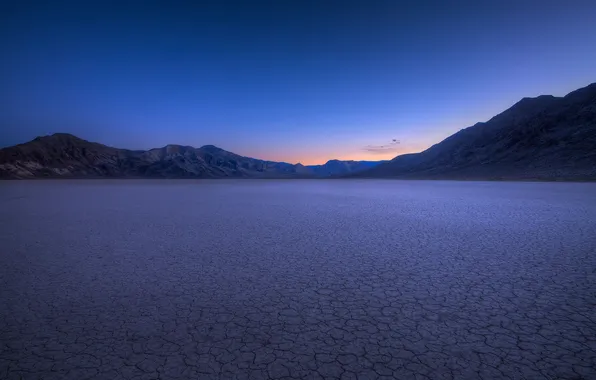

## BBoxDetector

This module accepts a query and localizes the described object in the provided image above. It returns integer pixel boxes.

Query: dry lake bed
[1,180,595,380]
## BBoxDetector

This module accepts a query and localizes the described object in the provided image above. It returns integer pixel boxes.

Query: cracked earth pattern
[1,180,596,380]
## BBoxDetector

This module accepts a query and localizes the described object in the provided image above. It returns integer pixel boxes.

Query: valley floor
[1,180,595,379]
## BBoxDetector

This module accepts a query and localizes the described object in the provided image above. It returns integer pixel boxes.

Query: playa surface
[1,180,595,379]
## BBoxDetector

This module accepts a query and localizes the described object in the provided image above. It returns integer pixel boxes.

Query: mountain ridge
[350,82,596,180]
[0,133,384,179]
[2,82,595,180]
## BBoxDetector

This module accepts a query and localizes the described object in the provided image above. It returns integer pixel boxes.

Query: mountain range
[1,82,595,180]
[0,134,385,179]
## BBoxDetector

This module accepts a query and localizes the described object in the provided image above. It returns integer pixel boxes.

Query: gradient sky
[1,0,595,164]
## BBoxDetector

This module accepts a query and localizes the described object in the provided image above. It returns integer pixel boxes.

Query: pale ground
[1,180,595,380]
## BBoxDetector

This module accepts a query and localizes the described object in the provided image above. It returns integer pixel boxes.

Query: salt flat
[1,180,595,380]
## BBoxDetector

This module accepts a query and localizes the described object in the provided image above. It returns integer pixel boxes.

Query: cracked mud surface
[1,180,596,380]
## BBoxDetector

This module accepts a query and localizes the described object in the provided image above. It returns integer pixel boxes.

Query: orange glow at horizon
[246,143,430,166]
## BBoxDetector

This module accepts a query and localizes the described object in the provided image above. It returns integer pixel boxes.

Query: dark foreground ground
[1,180,595,380]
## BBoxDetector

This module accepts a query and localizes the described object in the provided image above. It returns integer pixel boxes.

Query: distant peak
[33,133,83,142]
[512,95,557,110]
[492,94,560,121]
[518,94,556,103]
[563,82,596,101]
[34,132,76,139]
[200,144,225,152]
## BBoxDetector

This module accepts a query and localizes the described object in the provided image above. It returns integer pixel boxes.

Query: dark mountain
[352,83,596,180]
[0,134,377,179]
[0,133,314,179]
[306,159,386,177]
[137,143,312,178]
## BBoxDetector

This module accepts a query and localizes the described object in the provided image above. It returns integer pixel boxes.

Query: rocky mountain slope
[352,83,596,180]
[0,134,380,179]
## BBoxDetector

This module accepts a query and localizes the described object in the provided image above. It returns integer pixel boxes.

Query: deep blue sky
[1,0,595,164]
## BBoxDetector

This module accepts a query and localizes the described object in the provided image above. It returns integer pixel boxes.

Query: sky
[1,0,595,164]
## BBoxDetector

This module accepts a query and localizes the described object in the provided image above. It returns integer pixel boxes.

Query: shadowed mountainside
[0,134,382,179]
[351,82,596,180]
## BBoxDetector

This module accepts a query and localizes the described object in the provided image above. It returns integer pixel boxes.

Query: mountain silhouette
[2,82,594,180]
[351,83,596,180]
[0,134,383,179]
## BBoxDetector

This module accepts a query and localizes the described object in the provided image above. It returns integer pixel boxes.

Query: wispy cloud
[363,139,401,154]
